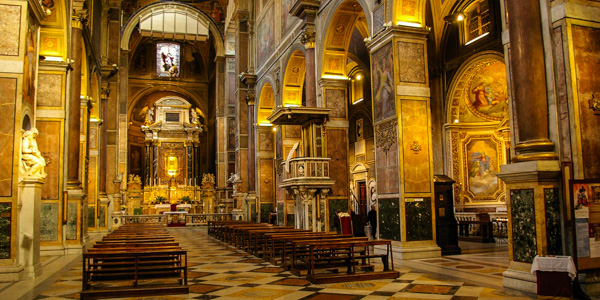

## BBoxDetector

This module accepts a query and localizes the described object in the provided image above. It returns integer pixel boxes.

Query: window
[465,0,490,45]
[351,73,364,105]
[156,42,180,77]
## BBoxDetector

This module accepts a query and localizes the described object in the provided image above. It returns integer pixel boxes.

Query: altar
[163,211,188,227]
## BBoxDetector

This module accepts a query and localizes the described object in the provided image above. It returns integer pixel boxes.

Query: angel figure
[21,128,47,178]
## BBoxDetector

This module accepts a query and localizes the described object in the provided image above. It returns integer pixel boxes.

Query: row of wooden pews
[208,220,399,284]
[81,223,188,299]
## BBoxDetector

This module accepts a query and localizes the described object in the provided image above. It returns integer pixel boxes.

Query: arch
[320,0,371,78]
[392,0,427,28]
[282,49,306,107]
[127,85,207,125]
[257,83,276,126]
[120,2,224,56]
[445,51,506,124]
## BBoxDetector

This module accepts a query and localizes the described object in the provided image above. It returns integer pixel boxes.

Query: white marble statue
[190,108,199,124]
[21,128,47,178]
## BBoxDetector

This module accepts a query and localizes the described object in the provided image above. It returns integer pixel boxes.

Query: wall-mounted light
[443,12,465,24]
[43,56,64,62]
[321,74,349,80]
[355,74,362,81]
[272,127,277,132]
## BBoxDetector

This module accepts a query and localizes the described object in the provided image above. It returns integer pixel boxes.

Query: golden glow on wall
[258,83,275,125]
[167,155,178,176]
[393,0,426,28]
[321,1,368,78]
[283,50,306,107]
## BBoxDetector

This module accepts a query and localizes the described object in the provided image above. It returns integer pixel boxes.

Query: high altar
[124,97,216,215]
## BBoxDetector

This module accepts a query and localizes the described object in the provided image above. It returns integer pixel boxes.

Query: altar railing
[282,157,331,182]
[113,213,233,226]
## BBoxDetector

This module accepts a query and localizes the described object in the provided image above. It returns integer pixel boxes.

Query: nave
[4,227,539,300]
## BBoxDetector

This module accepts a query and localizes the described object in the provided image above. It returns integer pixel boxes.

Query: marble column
[505,0,557,161]
[214,56,227,189]
[302,34,316,108]
[366,26,440,259]
[67,21,83,188]
[18,177,45,278]
[496,0,562,294]
[99,89,109,195]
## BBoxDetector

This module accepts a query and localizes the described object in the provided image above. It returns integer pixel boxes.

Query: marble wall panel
[510,189,536,263]
[373,4,385,34]
[325,89,346,119]
[553,28,571,162]
[397,41,426,84]
[251,202,257,223]
[258,131,274,151]
[40,203,58,241]
[260,203,273,223]
[277,202,284,226]
[37,74,63,107]
[375,119,399,194]
[405,198,433,241]
[327,129,348,196]
[287,213,294,226]
[0,5,21,56]
[328,198,348,232]
[37,121,61,199]
[66,202,77,240]
[87,206,95,228]
[378,197,400,241]
[372,43,395,122]
[573,25,600,178]
[0,203,11,258]
[545,188,562,255]
[99,206,106,227]
[401,100,431,193]
[0,78,16,197]
[259,158,274,202]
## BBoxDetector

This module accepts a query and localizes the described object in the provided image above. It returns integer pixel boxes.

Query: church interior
[1,0,600,298]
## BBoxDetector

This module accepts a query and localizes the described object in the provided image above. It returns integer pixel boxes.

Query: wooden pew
[303,239,399,284]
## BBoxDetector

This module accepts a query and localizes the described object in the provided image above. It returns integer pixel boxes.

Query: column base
[21,262,42,279]
[503,268,537,294]
[385,242,441,260]
[0,265,24,282]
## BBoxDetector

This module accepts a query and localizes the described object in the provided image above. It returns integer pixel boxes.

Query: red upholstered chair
[170,203,177,211]
[337,212,353,235]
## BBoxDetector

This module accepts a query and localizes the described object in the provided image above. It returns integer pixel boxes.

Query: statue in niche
[143,106,154,125]
[21,128,47,178]
[228,173,240,195]
[190,108,199,125]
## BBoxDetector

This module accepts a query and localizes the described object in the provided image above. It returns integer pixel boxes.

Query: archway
[320,0,373,233]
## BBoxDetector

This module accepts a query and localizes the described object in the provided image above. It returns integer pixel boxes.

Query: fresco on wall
[156,43,180,78]
[282,0,295,33]
[257,5,275,68]
[466,61,508,120]
[372,43,395,122]
[465,137,500,197]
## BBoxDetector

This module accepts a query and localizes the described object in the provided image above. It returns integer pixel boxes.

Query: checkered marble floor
[34,227,540,300]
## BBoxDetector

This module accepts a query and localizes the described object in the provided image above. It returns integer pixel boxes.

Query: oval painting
[465,61,508,121]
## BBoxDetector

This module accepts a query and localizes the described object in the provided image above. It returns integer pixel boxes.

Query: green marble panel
[277,202,284,226]
[379,198,401,241]
[510,189,537,263]
[260,203,273,223]
[66,203,77,240]
[41,203,58,241]
[98,206,106,227]
[545,188,562,255]
[329,198,348,231]
[250,203,257,223]
[0,203,11,259]
[405,197,433,241]
[286,214,294,226]
[87,206,95,228]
